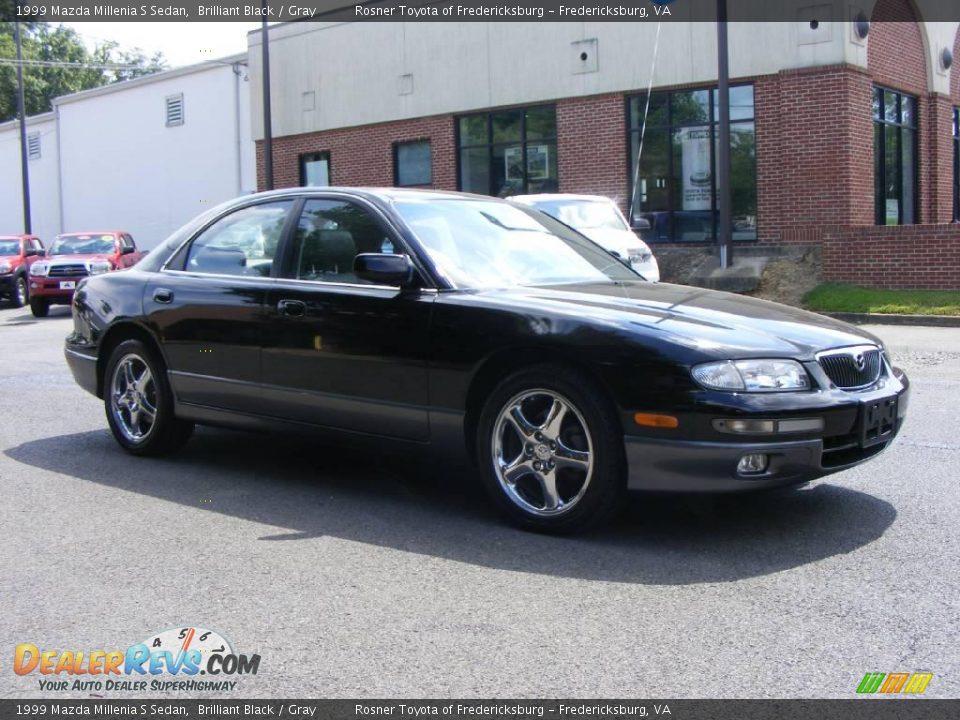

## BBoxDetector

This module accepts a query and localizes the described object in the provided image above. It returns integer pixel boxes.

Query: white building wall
[250,12,959,141]
[0,114,61,244]
[56,59,256,250]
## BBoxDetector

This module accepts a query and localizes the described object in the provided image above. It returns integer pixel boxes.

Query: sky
[63,22,264,68]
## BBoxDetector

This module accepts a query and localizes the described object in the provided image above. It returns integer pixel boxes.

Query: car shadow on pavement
[6,427,897,585]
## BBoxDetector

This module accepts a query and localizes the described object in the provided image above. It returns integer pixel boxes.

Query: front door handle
[153,288,174,304]
[277,299,306,317]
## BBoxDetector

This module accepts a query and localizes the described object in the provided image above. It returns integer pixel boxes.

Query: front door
[260,197,433,441]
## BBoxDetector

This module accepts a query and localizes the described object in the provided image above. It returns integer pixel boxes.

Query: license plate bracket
[859,395,898,448]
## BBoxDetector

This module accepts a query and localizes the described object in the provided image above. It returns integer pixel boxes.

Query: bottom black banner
[1,699,956,720]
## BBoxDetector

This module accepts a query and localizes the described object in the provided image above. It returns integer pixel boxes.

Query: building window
[27,133,41,160]
[165,94,184,127]
[457,105,558,197]
[299,152,330,187]
[394,140,432,187]
[953,107,959,222]
[873,87,918,225]
[627,85,756,242]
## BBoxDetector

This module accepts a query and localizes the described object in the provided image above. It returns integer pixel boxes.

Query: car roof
[511,194,616,204]
[57,231,125,237]
[234,186,505,205]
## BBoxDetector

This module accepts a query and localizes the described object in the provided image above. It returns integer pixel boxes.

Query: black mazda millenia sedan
[65,188,909,533]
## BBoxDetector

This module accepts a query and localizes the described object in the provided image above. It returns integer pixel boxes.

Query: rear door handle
[153,288,174,304]
[277,299,306,317]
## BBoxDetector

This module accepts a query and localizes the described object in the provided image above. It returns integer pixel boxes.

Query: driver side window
[184,201,292,277]
[288,199,400,284]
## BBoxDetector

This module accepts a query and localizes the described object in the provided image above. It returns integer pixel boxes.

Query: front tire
[476,365,626,534]
[11,275,28,308]
[104,339,194,456]
[29,297,48,317]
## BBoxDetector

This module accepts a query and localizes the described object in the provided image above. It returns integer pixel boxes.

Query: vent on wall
[165,93,184,127]
[27,133,41,160]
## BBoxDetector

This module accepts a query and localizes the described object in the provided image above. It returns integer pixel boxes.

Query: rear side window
[182,201,293,277]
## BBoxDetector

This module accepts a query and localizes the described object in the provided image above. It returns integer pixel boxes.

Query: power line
[0,57,165,72]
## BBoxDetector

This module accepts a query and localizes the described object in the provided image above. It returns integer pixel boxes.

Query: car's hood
[578,227,648,254]
[46,254,113,264]
[472,281,882,360]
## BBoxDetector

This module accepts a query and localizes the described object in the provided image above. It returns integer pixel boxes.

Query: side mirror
[121,245,136,255]
[24,248,37,257]
[631,218,652,231]
[354,253,414,286]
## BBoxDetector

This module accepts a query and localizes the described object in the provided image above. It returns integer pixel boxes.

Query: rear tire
[11,275,28,308]
[29,297,49,317]
[476,364,626,534]
[104,339,194,456]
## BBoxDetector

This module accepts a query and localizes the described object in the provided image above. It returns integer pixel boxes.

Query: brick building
[249,2,960,289]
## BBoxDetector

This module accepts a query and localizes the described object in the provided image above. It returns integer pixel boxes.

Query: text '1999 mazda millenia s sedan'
[65,188,909,533]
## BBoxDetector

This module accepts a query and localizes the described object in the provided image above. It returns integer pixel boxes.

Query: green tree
[0,21,166,123]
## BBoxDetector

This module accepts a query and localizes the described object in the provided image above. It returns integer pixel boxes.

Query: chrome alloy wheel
[491,389,594,517]
[109,353,158,443]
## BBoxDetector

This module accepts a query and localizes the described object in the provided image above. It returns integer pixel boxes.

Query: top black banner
[3,0,960,23]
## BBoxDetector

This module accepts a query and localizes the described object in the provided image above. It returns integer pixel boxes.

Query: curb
[822,312,960,328]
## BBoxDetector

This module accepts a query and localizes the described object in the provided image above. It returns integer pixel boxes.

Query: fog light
[737,453,769,475]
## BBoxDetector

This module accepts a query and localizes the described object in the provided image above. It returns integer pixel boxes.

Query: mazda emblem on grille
[816,345,882,390]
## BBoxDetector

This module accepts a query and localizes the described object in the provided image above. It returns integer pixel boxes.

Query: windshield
[50,234,116,256]
[528,199,628,232]
[0,240,20,256]
[395,198,638,289]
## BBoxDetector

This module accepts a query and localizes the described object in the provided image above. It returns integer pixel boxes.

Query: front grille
[48,264,88,278]
[817,346,882,390]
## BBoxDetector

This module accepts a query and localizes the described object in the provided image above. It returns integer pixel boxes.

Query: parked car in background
[0,235,45,308]
[65,188,908,534]
[29,231,143,317]
[511,194,660,282]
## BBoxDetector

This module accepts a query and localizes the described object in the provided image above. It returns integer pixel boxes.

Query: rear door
[259,196,434,440]
[145,199,297,414]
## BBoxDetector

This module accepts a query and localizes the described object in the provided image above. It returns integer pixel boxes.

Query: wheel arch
[95,321,166,399]
[462,346,623,465]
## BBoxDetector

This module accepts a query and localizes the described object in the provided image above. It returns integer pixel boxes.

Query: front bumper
[624,368,909,492]
[29,276,83,302]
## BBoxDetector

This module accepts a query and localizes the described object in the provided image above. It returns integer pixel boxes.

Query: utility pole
[261,11,274,191]
[15,21,33,234]
[716,0,732,269]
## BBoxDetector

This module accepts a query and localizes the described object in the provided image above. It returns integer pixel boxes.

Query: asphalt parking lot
[1,303,958,699]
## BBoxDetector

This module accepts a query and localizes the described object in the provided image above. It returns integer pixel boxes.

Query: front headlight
[0,262,11,274]
[88,260,113,275]
[30,262,49,277]
[692,359,811,392]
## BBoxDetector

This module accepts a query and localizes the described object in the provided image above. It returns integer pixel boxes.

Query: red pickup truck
[28,231,144,317]
[0,235,46,308]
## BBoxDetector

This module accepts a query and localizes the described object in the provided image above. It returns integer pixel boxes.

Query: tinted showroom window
[873,87,918,225]
[627,85,756,243]
[182,201,293,277]
[457,106,558,197]
[300,152,331,187]
[395,140,432,187]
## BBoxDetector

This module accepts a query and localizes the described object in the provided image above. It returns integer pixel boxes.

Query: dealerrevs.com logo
[14,627,260,693]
